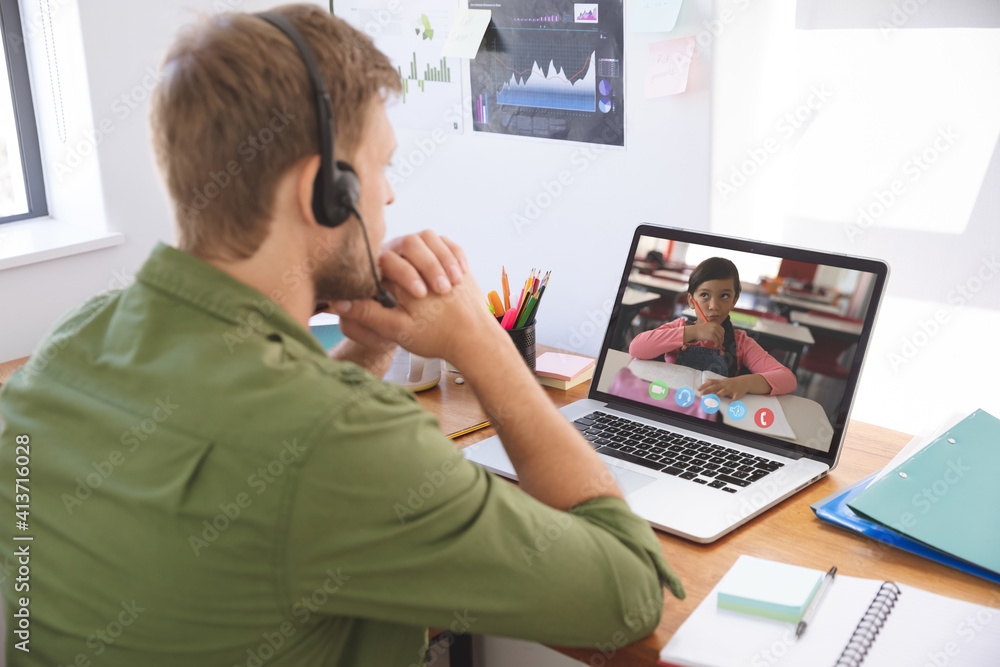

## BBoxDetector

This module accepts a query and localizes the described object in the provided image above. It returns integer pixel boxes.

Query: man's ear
[295,155,322,228]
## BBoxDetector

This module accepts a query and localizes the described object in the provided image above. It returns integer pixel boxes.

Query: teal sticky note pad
[717,556,823,623]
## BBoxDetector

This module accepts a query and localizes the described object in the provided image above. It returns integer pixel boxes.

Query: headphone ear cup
[311,161,360,228]
[333,160,361,213]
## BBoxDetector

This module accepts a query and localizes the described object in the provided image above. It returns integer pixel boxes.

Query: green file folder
[848,409,1000,575]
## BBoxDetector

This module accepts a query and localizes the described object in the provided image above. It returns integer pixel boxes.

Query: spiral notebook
[659,556,1000,667]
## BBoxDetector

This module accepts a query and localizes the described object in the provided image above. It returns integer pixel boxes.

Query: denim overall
[675,344,730,377]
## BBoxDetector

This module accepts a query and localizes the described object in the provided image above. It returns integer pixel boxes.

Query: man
[0,5,682,665]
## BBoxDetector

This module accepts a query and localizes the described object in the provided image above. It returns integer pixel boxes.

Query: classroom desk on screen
[3,353,998,666]
[790,310,864,339]
[418,345,1000,666]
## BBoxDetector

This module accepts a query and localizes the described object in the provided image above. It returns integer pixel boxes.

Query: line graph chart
[495,50,596,112]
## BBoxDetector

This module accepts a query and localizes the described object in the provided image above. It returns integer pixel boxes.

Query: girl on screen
[629,257,796,399]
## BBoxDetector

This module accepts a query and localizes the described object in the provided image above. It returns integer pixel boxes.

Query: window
[0,0,48,224]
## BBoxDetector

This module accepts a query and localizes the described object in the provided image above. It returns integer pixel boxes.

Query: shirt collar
[136,242,327,357]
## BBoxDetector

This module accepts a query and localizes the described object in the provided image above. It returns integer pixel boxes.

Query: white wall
[0,0,712,365]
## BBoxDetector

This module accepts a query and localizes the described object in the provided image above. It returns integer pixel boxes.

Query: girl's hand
[699,376,751,400]
[684,322,724,348]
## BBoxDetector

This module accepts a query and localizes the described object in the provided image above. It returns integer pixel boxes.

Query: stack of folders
[535,352,596,390]
[659,555,1000,667]
[811,409,1000,584]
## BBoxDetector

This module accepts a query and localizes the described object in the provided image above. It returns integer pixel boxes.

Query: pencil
[502,266,511,311]
[691,296,724,355]
[692,297,708,323]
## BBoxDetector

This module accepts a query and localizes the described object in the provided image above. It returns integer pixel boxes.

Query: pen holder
[507,321,536,373]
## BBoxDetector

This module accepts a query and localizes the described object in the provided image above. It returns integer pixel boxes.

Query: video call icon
[649,381,669,400]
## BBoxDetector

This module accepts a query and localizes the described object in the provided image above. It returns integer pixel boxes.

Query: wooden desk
[627,272,688,297]
[791,310,864,338]
[651,269,689,283]
[770,294,842,317]
[418,346,1000,666]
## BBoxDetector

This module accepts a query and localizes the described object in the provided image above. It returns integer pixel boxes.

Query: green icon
[414,14,434,40]
[649,381,669,400]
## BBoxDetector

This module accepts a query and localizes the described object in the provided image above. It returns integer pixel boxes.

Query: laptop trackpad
[604,462,657,497]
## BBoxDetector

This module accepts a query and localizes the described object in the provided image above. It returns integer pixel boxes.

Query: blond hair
[150,4,400,260]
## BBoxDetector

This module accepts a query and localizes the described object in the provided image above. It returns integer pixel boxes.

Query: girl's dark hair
[687,257,743,377]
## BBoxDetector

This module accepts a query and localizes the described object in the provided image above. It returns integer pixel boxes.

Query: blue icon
[728,400,748,421]
[675,386,695,408]
[700,393,722,414]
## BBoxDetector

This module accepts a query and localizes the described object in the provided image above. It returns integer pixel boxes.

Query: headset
[256,11,396,308]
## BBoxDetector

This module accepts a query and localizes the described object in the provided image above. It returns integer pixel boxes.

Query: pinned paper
[631,0,685,33]
[441,9,492,59]
[644,37,695,98]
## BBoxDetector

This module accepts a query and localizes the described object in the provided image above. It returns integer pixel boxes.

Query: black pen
[797,566,837,638]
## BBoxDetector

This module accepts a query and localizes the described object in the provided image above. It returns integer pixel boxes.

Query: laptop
[465,224,889,543]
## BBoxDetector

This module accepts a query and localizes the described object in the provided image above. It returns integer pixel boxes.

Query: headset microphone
[351,204,397,308]
[256,11,395,309]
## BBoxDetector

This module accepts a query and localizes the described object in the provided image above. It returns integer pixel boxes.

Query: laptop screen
[590,225,888,464]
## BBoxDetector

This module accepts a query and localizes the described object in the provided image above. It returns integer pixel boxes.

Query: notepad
[716,556,822,623]
[659,556,1000,667]
[535,353,596,381]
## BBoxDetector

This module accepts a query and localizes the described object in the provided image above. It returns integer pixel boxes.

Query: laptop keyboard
[574,411,784,493]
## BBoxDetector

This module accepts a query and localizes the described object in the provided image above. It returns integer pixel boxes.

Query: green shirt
[0,243,683,666]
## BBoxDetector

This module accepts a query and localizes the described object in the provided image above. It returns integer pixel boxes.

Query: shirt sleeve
[736,332,797,395]
[629,318,685,360]
[282,380,684,647]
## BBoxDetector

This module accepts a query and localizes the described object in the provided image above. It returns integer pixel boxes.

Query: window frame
[0,0,48,224]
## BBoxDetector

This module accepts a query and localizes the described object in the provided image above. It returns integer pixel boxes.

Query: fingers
[382,231,464,296]
[380,250,428,298]
[440,235,469,273]
[330,288,410,343]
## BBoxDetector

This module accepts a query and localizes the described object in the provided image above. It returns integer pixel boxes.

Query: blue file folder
[810,471,1000,586]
